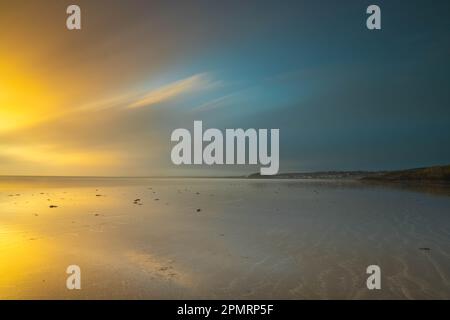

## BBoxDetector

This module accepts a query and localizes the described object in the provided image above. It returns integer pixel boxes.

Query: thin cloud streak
[73,73,217,113]
[127,73,216,109]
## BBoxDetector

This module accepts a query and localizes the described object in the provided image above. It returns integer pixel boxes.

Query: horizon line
[1,164,448,179]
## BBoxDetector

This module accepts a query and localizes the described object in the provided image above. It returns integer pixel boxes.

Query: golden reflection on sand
[0,226,55,296]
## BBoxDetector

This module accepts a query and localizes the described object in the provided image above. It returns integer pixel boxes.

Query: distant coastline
[247,165,450,183]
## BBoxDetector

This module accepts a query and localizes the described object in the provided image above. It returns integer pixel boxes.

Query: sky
[0,0,449,176]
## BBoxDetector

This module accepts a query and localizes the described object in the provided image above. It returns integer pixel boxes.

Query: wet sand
[1,177,450,299]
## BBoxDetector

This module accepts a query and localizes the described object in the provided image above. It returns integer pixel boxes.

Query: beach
[1,177,449,299]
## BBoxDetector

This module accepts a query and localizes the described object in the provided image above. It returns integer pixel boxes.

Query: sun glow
[0,60,58,133]
[0,58,122,174]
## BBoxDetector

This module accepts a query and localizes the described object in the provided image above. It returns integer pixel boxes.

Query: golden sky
[0,1,219,176]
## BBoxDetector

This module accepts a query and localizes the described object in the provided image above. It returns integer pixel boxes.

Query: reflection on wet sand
[1,177,450,299]
[0,226,48,288]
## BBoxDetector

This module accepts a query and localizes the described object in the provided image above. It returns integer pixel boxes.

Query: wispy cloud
[127,73,216,109]
[74,73,217,113]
